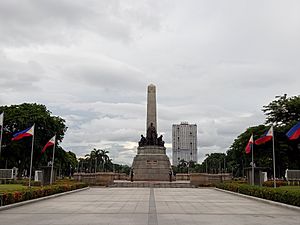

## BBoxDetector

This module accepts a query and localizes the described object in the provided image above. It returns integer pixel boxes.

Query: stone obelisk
[131,84,171,181]
[147,84,157,132]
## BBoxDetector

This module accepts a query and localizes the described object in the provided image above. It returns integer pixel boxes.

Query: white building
[172,122,197,165]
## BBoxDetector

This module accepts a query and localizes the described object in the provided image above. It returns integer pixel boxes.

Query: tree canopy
[0,103,74,177]
[78,148,130,175]
[263,94,300,127]
[226,94,300,178]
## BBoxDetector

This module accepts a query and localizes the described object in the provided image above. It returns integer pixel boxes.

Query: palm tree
[100,149,109,171]
[84,153,92,173]
[83,148,112,172]
[178,159,188,173]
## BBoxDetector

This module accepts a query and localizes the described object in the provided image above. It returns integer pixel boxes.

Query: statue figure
[146,122,157,145]
[157,135,165,147]
[138,122,165,147]
[138,135,147,147]
[130,168,134,182]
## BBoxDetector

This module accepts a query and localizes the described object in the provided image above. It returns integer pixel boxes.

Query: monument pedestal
[132,146,171,181]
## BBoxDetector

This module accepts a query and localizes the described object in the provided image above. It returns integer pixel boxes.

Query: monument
[131,84,171,181]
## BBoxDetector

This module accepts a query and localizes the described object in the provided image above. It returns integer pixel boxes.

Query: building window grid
[172,123,197,165]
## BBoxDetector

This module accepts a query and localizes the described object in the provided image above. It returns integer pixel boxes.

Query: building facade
[172,122,197,165]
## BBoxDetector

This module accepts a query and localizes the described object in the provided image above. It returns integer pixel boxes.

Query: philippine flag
[255,126,273,145]
[11,125,34,141]
[245,134,253,154]
[41,135,56,153]
[286,121,300,140]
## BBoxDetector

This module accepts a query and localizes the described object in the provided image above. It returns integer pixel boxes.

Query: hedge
[0,182,88,206]
[216,183,300,207]
[262,180,288,187]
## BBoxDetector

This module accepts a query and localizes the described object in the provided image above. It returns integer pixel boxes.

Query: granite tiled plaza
[0,188,299,225]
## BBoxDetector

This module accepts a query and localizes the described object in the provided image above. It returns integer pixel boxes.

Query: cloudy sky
[1,0,299,165]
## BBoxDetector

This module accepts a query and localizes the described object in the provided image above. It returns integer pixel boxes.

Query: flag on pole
[286,121,300,140]
[245,134,253,154]
[11,125,34,141]
[0,112,4,157]
[42,135,56,153]
[255,126,273,145]
[0,112,3,127]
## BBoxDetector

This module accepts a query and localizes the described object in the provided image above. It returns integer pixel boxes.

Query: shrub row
[22,181,42,186]
[0,182,88,206]
[262,180,288,187]
[216,182,300,207]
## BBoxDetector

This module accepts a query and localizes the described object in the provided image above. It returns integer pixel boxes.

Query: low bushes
[22,181,42,187]
[216,182,300,207]
[262,180,288,187]
[0,182,87,206]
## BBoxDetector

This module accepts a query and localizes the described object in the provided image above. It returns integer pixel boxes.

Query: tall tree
[227,95,300,178]
[0,103,69,176]
[202,153,226,174]
[263,94,300,126]
[262,94,300,173]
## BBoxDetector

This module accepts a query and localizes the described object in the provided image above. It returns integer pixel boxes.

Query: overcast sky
[1,0,299,165]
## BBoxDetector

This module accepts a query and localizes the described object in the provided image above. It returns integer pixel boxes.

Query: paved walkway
[0,188,299,225]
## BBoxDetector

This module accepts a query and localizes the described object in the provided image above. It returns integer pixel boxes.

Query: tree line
[0,103,130,177]
[2,94,299,179]
[226,94,300,178]
[172,94,300,178]
[78,148,130,175]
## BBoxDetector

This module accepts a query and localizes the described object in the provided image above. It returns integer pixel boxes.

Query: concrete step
[110,180,194,188]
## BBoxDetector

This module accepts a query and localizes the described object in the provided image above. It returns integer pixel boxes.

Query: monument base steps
[111,181,194,188]
[132,146,171,181]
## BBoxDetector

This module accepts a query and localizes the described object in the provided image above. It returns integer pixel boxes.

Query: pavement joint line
[1,212,297,216]
[148,187,158,225]
[214,187,300,211]
[0,187,90,211]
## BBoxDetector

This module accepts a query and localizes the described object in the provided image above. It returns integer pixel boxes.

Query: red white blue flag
[245,134,253,154]
[255,126,273,145]
[11,125,34,141]
[286,121,300,140]
[41,135,56,153]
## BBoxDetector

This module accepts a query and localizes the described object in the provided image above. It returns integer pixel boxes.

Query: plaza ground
[0,187,299,225]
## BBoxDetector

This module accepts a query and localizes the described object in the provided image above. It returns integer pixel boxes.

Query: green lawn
[0,184,30,193]
[278,185,300,191]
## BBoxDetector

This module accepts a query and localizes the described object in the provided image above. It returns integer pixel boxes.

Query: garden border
[0,186,89,211]
[215,187,300,211]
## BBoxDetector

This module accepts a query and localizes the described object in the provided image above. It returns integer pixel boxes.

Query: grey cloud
[0,0,166,46]
[65,61,146,91]
[0,56,43,91]
[1,1,300,165]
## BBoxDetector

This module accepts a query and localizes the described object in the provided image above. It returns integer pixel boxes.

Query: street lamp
[69,164,72,178]
[205,154,209,174]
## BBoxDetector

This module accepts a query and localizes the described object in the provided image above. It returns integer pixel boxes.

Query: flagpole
[251,134,254,185]
[28,124,35,187]
[272,126,276,188]
[0,112,3,160]
[50,135,56,185]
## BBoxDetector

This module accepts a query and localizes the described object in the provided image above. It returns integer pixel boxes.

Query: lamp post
[205,154,209,174]
[69,164,72,179]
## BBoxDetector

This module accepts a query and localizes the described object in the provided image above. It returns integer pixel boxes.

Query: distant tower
[172,122,197,165]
